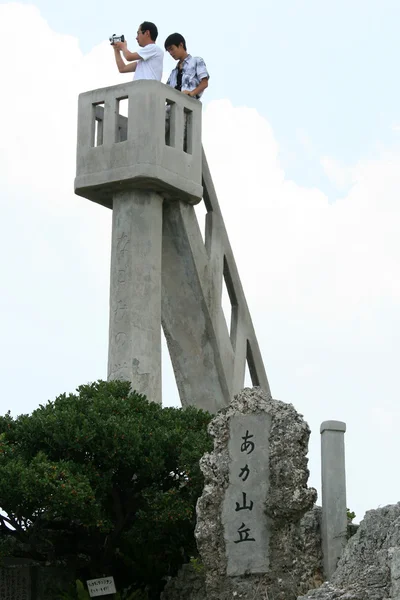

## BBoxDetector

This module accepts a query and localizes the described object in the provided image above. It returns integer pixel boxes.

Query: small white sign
[86,577,117,597]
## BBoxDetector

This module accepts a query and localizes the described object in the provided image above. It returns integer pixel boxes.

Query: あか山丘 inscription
[222,413,271,576]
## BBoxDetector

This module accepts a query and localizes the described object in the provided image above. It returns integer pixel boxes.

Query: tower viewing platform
[75,79,203,206]
[74,80,270,412]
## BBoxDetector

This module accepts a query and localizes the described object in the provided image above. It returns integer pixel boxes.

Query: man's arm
[182,77,209,97]
[113,46,137,73]
[114,40,142,62]
[182,57,210,97]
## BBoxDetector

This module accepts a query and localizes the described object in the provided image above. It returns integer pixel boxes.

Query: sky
[1,1,400,524]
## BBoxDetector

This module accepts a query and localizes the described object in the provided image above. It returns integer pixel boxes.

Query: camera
[109,34,125,45]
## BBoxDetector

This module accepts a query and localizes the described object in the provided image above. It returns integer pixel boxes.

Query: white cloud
[2,4,400,523]
[203,102,400,314]
[320,156,354,189]
[202,100,400,521]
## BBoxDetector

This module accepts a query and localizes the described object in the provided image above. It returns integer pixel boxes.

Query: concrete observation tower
[74,84,348,574]
[74,80,270,412]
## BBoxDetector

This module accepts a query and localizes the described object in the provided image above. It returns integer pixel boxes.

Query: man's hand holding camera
[112,40,127,52]
[112,38,141,63]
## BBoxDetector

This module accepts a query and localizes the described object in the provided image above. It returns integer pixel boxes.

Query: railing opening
[183,108,193,154]
[194,198,208,245]
[162,325,181,408]
[246,339,260,387]
[165,100,175,148]
[92,102,105,147]
[244,359,252,388]
[222,256,239,344]
[117,97,129,143]
[165,101,193,153]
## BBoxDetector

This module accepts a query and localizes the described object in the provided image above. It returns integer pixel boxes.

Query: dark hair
[140,21,158,42]
[164,33,187,51]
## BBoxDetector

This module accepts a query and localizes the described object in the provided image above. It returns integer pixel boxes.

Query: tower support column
[107,189,163,404]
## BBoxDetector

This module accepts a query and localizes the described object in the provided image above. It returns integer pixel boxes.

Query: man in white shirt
[113,22,163,81]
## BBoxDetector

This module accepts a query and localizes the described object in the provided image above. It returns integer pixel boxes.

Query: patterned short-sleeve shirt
[166,54,210,98]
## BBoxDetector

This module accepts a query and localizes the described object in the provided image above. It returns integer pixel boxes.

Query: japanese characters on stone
[234,431,256,544]
[222,413,272,576]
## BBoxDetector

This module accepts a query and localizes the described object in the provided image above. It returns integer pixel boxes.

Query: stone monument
[195,387,319,600]
[221,411,271,576]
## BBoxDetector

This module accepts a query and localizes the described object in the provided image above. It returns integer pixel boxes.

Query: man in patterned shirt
[164,33,209,99]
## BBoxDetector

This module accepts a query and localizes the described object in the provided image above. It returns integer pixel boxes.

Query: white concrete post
[320,420,347,580]
[107,190,163,404]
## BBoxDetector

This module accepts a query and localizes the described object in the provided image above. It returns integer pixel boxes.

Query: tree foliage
[0,380,212,597]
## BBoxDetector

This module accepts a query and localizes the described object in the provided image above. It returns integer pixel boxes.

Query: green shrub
[0,380,212,597]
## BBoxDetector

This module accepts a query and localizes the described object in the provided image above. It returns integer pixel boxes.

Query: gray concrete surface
[161,182,271,411]
[161,200,230,413]
[222,413,271,575]
[74,80,203,207]
[75,80,270,410]
[108,190,163,404]
[320,420,347,580]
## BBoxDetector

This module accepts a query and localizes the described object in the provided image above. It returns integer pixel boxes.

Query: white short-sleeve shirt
[135,44,164,81]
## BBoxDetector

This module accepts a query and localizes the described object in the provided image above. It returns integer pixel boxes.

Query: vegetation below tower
[0,380,213,598]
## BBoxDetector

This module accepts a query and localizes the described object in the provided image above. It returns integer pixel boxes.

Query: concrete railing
[74,80,203,207]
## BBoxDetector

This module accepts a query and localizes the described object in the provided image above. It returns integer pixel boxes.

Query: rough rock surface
[195,387,319,600]
[298,502,400,600]
[161,507,324,600]
[161,563,207,600]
